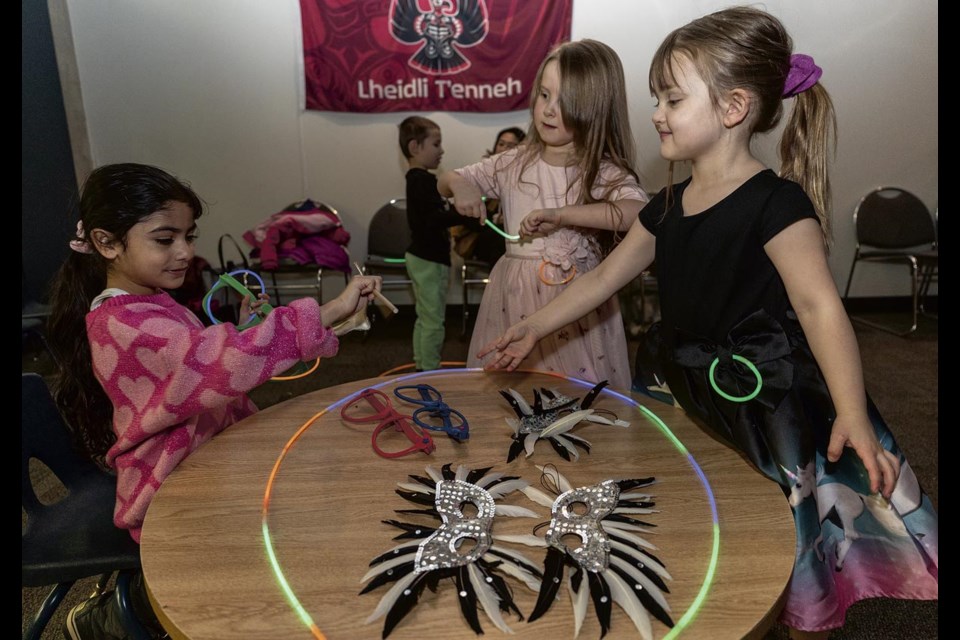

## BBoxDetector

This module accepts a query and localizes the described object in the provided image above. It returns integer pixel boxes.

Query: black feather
[359,561,415,594]
[617,498,656,509]
[565,433,592,454]
[454,565,484,635]
[570,565,584,593]
[369,543,420,566]
[608,532,667,572]
[394,507,440,518]
[588,570,612,638]
[608,564,675,628]
[617,477,656,491]
[533,388,543,413]
[499,389,525,418]
[407,474,438,489]
[441,463,456,480]
[485,548,544,579]
[610,547,669,593]
[605,512,657,529]
[466,466,494,484]
[547,436,572,460]
[395,489,437,506]
[540,387,556,400]
[528,546,566,622]
[382,519,435,540]
[381,572,430,638]
[580,380,610,409]
[507,435,525,463]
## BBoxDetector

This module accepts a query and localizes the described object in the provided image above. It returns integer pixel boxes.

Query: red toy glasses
[340,388,436,459]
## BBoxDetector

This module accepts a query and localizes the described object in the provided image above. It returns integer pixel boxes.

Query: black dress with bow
[636,170,937,630]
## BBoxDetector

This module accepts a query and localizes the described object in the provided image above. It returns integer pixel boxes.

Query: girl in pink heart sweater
[47,163,381,545]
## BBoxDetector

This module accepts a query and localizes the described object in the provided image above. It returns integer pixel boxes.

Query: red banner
[300,0,573,113]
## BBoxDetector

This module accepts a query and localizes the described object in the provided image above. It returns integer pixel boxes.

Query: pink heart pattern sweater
[86,292,339,542]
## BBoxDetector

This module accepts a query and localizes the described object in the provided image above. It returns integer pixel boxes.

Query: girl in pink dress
[439,39,647,391]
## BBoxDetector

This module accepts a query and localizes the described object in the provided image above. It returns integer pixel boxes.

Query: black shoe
[62,591,115,640]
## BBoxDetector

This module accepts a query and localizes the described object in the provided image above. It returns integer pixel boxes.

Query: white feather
[484,546,544,576]
[610,540,673,581]
[396,481,434,494]
[603,519,657,535]
[484,553,542,592]
[524,432,540,457]
[506,417,520,434]
[495,504,540,518]
[455,464,469,481]
[609,556,671,612]
[552,434,580,461]
[364,570,419,624]
[617,506,659,515]
[619,491,655,501]
[605,568,653,640]
[520,485,556,508]
[360,551,418,583]
[584,414,615,425]
[468,563,514,633]
[508,388,532,415]
[539,409,594,438]
[569,573,589,638]
[475,471,506,488]
[607,528,658,551]
[493,534,548,547]
[424,465,443,483]
[486,478,530,499]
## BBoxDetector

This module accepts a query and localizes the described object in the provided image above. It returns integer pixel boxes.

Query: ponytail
[779,83,837,247]
[47,251,115,466]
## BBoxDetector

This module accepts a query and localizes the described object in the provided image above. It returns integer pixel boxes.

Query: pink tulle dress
[456,148,647,391]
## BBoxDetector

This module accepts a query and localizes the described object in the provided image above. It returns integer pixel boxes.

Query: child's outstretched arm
[766,219,901,498]
[479,218,655,369]
[438,171,487,222]
[520,199,644,237]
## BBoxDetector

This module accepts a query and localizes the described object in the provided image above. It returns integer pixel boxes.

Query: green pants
[405,252,449,370]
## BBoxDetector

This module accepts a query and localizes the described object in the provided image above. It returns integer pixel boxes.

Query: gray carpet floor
[22,306,938,639]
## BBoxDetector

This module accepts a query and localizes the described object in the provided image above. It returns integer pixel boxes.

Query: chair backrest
[854,187,936,249]
[22,373,140,586]
[367,198,411,259]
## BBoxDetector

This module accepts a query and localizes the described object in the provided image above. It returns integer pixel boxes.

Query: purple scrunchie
[783,53,822,98]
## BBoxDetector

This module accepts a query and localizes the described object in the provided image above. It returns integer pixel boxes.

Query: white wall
[63,0,937,302]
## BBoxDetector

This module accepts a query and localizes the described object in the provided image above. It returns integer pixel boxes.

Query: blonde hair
[650,6,836,243]
[519,39,640,236]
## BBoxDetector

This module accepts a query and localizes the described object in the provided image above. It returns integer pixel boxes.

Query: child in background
[439,40,647,390]
[47,163,381,638]
[480,7,937,637]
[399,116,473,371]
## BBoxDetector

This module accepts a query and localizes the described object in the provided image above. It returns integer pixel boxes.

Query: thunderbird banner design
[300,0,573,112]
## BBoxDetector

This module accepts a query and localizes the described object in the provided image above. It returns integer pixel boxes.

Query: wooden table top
[141,369,795,640]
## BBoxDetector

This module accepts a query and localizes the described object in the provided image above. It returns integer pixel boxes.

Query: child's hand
[476,323,539,371]
[451,182,486,223]
[520,208,560,237]
[332,275,383,321]
[828,413,901,498]
[240,293,270,321]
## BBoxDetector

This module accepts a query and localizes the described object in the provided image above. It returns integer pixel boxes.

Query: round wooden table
[141,369,795,640]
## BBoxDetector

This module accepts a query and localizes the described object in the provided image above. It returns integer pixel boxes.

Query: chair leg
[461,264,469,337]
[848,257,919,337]
[115,569,152,640]
[23,581,76,640]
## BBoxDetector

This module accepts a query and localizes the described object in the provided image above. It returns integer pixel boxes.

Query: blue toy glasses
[393,385,469,442]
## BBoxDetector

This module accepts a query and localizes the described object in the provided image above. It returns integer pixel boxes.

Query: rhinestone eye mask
[361,463,544,638]
[509,466,676,638]
[498,380,630,462]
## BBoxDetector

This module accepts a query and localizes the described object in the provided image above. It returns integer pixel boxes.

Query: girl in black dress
[478,6,937,638]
